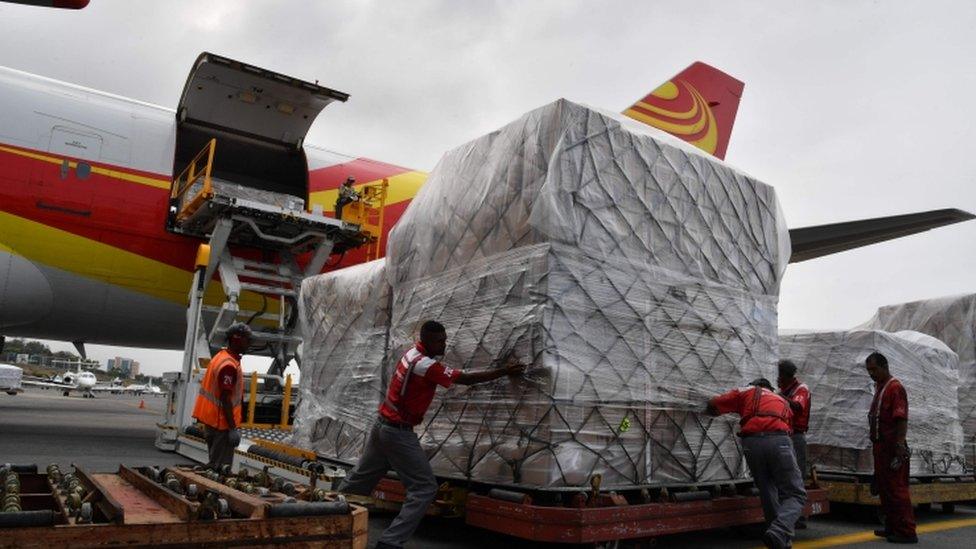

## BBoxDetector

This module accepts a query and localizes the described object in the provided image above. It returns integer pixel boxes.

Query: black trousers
[204,426,234,469]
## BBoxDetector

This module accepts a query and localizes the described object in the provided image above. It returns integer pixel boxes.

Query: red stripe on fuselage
[0,143,203,270]
[308,157,413,192]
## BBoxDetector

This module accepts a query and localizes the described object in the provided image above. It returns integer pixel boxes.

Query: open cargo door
[170,52,349,227]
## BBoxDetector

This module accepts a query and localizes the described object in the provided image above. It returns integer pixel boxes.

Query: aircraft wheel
[63,390,70,397]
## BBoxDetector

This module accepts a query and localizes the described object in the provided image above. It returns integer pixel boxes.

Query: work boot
[795,516,807,530]
[886,534,918,544]
[373,542,401,549]
[761,530,788,549]
[874,529,889,538]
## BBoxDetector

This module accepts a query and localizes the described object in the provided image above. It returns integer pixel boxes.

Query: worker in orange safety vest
[707,378,807,549]
[192,322,250,469]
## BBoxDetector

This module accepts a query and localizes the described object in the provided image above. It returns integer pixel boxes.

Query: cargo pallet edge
[816,469,976,513]
[173,428,830,547]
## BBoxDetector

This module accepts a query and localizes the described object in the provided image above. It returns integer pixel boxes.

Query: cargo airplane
[0,52,972,355]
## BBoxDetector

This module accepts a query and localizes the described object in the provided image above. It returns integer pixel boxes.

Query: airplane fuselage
[0,65,425,349]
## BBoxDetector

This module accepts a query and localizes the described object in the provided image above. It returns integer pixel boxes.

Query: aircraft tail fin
[623,61,744,159]
[788,208,975,263]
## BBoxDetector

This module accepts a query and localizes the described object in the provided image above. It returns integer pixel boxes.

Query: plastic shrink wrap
[859,294,976,465]
[292,259,391,461]
[779,329,965,475]
[0,364,22,392]
[299,100,791,488]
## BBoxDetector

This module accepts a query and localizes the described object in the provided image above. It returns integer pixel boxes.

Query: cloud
[4,0,976,376]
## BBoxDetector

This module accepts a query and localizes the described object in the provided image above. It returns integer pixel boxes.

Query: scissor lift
[153,53,387,456]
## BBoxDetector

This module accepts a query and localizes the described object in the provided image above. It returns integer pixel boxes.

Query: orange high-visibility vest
[192,349,244,430]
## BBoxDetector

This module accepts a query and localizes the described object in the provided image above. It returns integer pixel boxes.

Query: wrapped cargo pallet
[377,99,791,488]
[859,294,976,465]
[778,329,965,475]
[293,259,391,461]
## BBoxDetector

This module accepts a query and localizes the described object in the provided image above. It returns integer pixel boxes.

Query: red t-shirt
[379,343,461,426]
[780,379,811,433]
[869,377,908,444]
[710,386,793,435]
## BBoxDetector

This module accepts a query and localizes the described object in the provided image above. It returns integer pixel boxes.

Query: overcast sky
[2,0,975,377]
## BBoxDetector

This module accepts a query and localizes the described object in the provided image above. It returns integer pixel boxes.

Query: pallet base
[464,488,830,544]
[820,477,976,506]
[0,464,368,549]
[1,513,367,548]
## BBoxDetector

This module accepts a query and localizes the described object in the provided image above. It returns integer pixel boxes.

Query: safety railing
[240,372,294,431]
[170,138,217,222]
[341,178,389,261]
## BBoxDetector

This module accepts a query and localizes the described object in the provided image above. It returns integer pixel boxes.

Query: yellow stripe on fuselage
[0,210,275,313]
[308,170,428,213]
[0,144,170,190]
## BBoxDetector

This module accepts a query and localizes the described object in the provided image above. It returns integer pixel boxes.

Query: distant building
[112,356,139,379]
[107,358,115,371]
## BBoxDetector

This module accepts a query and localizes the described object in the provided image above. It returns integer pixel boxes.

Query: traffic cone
[138,399,145,409]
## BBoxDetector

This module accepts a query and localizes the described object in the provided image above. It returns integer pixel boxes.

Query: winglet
[623,62,744,159]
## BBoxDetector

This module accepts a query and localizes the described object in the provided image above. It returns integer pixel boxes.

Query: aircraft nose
[0,250,54,329]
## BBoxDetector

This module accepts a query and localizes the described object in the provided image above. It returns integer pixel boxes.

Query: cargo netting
[779,329,965,475]
[296,100,791,489]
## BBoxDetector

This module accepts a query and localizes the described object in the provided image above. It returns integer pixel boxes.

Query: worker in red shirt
[866,352,917,544]
[339,320,525,549]
[777,359,811,530]
[707,378,806,549]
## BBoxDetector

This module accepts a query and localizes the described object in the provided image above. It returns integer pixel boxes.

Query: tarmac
[2,387,975,548]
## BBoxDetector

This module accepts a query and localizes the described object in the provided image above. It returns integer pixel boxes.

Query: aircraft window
[76,162,91,180]
[60,159,69,179]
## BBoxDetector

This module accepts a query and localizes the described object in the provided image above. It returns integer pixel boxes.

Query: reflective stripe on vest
[746,387,790,423]
[382,349,428,419]
[784,382,808,399]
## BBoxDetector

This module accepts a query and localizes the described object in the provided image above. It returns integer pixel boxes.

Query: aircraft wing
[22,378,74,390]
[788,208,975,263]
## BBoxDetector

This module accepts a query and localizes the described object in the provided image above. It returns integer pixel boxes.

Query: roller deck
[0,463,367,548]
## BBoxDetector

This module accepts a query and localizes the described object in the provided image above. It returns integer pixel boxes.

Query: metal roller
[672,490,712,502]
[0,510,56,527]
[267,501,350,517]
[245,445,306,470]
[6,465,37,474]
[487,488,530,504]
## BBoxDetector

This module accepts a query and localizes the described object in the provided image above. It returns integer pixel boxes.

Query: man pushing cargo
[865,351,918,544]
[707,378,806,549]
[339,320,525,549]
[192,322,250,470]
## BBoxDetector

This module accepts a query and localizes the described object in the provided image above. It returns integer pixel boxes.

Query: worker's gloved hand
[227,429,241,447]
[504,358,526,377]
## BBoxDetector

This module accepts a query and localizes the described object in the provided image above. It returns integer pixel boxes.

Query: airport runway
[1,388,974,548]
